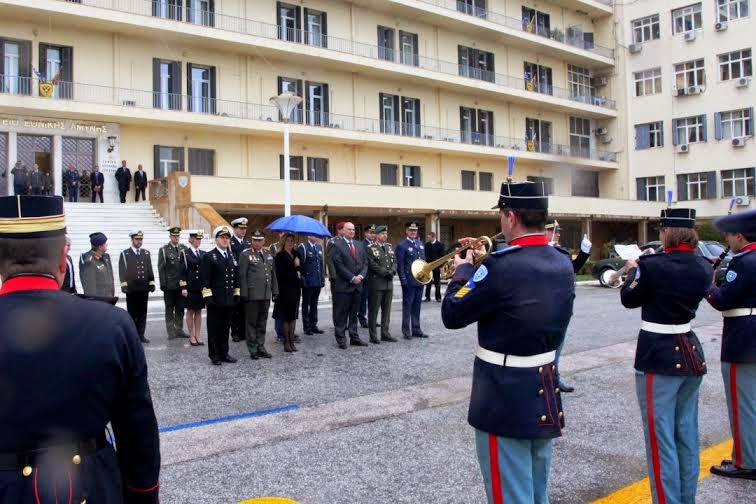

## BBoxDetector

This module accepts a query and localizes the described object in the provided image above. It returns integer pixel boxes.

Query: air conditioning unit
[628,43,642,54]
[684,31,696,42]
[594,127,608,137]
[732,137,747,147]
[715,21,728,32]
[122,100,136,107]
[687,85,703,95]
[676,144,690,154]
[591,76,609,87]
[735,196,751,206]
[736,77,751,88]
[601,136,613,144]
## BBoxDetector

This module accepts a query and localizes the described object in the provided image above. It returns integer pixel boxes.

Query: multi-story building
[0,0,668,251]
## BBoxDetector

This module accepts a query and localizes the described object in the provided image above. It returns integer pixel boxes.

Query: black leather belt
[0,435,108,471]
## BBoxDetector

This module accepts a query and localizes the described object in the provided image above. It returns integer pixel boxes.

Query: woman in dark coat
[183,230,206,346]
[273,233,301,352]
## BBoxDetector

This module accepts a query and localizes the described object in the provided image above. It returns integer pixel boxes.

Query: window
[401,97,421,137]
[188,148,214,176]
[719,49,752,81]
[304,8,327,48]
[525,118,552,153]
[716,108,754,139]
[479,172,493,191]
[718,0,750,22]
[635,121,664,149]
[379,93,399,134]
[152,59,181,110]
[279,155,304,181]
[569,117,591,158]
[154,145,184,178]
[380,93,420,136]
[634,68,662,96]
[673,115,707,144]
[1,38,31,95]
[187,0,214,27]
[187,63,215,113]
[277,2,301,43]
[402,165,421,187]
[526,176,554,195]
[460,107,494,146]
[568,65,593,101]
[380,163,398,185]
[152,0,182,21]
[399,31,419,66]
[305,81,329,126]
[637,176,665,202]
[377,26,395,61]
[307,157,328,181]
[524,62,553,95]
[721,168,755,197]
[521,7,550,37]
[458,0,486,17]
[675,59,705,89]
[677,172,716,200]
[39,43,73,99]
[277,76,303,123]
[461,170,476,190]
[632,14,660,43]
[672,3,702,34]
[458,46,495,83]
[572,170,599,198]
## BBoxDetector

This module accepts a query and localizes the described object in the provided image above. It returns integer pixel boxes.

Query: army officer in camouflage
[239,229,278,360]
[79,232,115,298]
[366,225,397,343]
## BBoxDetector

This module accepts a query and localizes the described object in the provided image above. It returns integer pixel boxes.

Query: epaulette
[554,245,571,256]
[490,245,522,256]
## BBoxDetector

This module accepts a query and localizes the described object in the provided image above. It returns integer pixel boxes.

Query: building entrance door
[35,151,52,194]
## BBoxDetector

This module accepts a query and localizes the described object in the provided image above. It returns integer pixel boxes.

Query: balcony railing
[54,0,616,110]
[0,75,619,163]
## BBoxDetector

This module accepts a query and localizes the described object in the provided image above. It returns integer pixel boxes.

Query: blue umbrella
[266,214,332,238]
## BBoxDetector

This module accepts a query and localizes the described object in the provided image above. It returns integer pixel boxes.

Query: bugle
[411,233,503,284]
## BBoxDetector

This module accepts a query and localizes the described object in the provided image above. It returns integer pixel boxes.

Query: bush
[576,260,596,277]
[696,221,724,242]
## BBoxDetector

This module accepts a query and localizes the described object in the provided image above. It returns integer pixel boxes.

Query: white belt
[723,308,756,318]
[641,321,691,334]
[475,345,556,368]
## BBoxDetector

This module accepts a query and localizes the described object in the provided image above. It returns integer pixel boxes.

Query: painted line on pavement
[591,439,732,504]
[159,405,301,433]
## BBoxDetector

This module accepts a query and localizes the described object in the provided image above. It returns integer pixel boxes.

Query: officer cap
[189,229,204,239]
[231,217,248,229]
[129,229,144,239]
[660,208,696,229]
[0,195,66,239]
[374,225,388,233]
[89,232,107,247]
[492,181,548,210]
[367,224,377,233]
[714,208,756,234]
[250,229,265,240]
[168,226,181,236]
[544,219,560,231]
[406,221,419,230]
[213,225,232,238]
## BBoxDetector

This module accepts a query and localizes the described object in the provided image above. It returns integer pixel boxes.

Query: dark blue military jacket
[0,278,160,503]
[395,237,426,288]
[201,247,240,306]
[299,241,325,288]
[707,244,756,363]
[621,249,712,376]
[442,238,575,439]
[230,235,250,261]
[119,248,155,294]
[182,247,206,292]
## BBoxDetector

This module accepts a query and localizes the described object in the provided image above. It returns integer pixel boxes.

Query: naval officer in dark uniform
[442,181,574,504]
[706,208,756,481]
[230,217,250,342]
[0,195,160,503]
[119,230,156,343]
[158,226,188,339]
[620,208,712,504]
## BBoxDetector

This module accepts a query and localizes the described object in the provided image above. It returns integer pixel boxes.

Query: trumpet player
[442,181,575,504]
[620,208,712,504]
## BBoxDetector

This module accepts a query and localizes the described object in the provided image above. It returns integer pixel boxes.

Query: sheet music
[614,244,644,261]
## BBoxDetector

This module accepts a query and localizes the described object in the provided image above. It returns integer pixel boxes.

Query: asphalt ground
[135,285,752,503]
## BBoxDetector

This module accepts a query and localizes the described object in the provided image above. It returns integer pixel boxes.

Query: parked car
[592,240,731,288]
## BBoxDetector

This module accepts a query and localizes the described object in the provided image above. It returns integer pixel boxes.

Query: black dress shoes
[381,336,398,342]
[359,321,369,328]
[403,334,413,340]
[312,328,325,334]
[338,342,348,349]
[413,333,429,338]
[257,349,272,358]
[350,338,368,347]
[369,338,381,344]
[304,331,313,336]
[249,353,259,360]
[558,382,575,393]
[140,336,150,343]
[710,464,756,480]
[221,355,237,363]
[211,359,222,366]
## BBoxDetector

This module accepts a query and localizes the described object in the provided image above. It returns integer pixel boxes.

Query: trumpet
[411,233,503,284]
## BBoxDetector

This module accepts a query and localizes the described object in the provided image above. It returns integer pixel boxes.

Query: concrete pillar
[425,212,440,237]
[53,135,63,196]
[638,219,648,245]
[581,217,592,238]
[7,132,17,192]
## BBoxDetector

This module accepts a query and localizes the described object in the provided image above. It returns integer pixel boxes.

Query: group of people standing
[9,161,53,196]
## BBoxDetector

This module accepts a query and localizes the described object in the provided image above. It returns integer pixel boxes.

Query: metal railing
[55,0,616,110]
[0,75,619,163]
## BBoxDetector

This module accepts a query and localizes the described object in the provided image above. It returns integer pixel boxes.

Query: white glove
[580,235,592,254]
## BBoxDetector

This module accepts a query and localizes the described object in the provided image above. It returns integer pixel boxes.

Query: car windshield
[702,242,725,257]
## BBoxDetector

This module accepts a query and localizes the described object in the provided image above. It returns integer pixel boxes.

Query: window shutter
[19,41,31,80]
[416,166,422,187]
[171,61,181,109]
[276,2,282,29]
[277,76,283,94]
[208,0,215,27]
[209,66,217,114]
[321,12,328,48]
[706,171,718,199]
[671,119,678,145]
[295,6,302,42]
[152,59,160,108]
[701,115,707,141]
[323,83,330,122]
[636,177,647,201]
[635,124,650,149]
[748,107,754,136]
[279,155,285,179]
[303,8,310,36]
[186,63,193,111]
[393,95,400,126]
[153,145,160,177]
[38,44,48,80]
[178,147,185,172]
[62,46,73,82]
[677,174,688,201]
[414,98,421,130]
[379,93,385,121]
[714,112,722,140]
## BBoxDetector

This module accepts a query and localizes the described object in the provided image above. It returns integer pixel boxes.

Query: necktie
[382,245,386,254]
[349,241,356,259]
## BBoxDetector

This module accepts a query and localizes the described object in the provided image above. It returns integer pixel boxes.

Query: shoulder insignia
[472,264,489,283]
[726,270,738,283]
[554,245,571,256]
[735,249,754,258]
[491,245,522,256]
[454,286,472,298]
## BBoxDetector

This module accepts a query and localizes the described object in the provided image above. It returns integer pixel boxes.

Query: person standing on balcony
[115,160,132,204]
[91,165,105,203]
[134,164,148,202]
[63,164,80,202]
[11,161,30,196]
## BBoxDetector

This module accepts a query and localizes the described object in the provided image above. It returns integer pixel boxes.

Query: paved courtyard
[134,284,753,503]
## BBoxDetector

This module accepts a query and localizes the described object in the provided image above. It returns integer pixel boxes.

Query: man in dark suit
[134,164,148,202]
[424,231,445,302]
[115,160,132,204]
[11,161,29,196]
[61,236,77,293]
[330,221,368,349]
[90,165,105,203]
[30,164,45,196]
[229,218,250,342]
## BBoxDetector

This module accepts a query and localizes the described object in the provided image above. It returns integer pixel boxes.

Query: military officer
[298,235,325,335]
[239,229,279,360]
[29,164,44,195]
[395,221,428,339]
[441,181,575,504]
[80,232,115,298]
[357,225,376,328]
[119,230,156,343]
[0,195,160,503]
[182,229,206,346]
[201,225,240,365]
[63,164,80,203]
[61,235,77,293]
[706,208,756,481]
[11,161,29,196]
[366,225,397,343]
[621,208,712,504]
[158,226,188,339]
[230,217,250,342]
[545,219,592,273]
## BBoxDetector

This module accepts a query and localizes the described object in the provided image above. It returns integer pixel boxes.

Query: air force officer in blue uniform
[299,235,326,335]
[395,221,428,339]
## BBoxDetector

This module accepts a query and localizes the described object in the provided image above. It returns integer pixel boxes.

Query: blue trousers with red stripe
[635,372,702,504]
[722,362,756,470]
[474,429,552,504]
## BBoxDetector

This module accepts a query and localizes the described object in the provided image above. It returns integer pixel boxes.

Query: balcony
[0,76,620,168]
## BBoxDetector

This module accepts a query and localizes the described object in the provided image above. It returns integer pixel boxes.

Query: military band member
[299,235,325,335]
[230,217,250,342]
[0,195,161,503]
[158,227,188,340]
[239,229,278,360]
[621,208,712,504]
[366,225,397,343]
[61,235,77,293]
[358,225,376,328]
[201,225,240,366]
[395,221,428,339]
[442,181,574,504]
[119,230,156,343]
[706,208,756,481]
[182,230,206,347]
[80,232,115,298]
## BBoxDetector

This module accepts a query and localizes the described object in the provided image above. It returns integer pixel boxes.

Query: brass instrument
[605,247,655,288]
[411,233,503,284]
